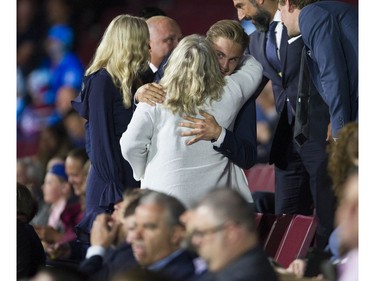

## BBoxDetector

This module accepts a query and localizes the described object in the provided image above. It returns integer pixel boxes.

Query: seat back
[263,214,295,258]
[274,214,318,268]
[256,213,277,246]
[254,212,263,228]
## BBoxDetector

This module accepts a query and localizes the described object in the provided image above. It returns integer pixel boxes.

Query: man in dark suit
[135,16,182,106]
[78,189,143,281]
[278,0,358,139]
[183,188,279,281]
[145,16,182,83]
[232,0,336,249]
[79,189,202,281]
[130,190,203,281]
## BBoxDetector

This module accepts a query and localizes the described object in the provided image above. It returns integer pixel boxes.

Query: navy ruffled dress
[72,68,140,243]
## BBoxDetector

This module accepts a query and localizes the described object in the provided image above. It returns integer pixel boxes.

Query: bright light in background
[241,19,256,35]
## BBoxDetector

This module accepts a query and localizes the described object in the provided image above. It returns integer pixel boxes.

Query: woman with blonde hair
[72,14,150,250]
[121,34,263,208]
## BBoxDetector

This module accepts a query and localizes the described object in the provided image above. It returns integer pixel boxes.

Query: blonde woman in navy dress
[72,15,150,252]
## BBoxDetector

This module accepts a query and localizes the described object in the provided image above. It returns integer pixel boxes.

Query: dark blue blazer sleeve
[214,97,258,169]
[300,3,358,136]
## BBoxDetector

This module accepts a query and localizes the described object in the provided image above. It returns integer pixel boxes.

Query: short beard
[252,5,273,33]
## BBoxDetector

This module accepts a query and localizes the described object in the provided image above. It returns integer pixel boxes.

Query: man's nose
[222,60,230,73]
[237,10,245,21]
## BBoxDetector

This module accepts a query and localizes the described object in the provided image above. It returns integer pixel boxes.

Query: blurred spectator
[47,85,79,125]
[17,0,45,123]
[32,157,66,227]
[27,24,84,107]
[78,189,146,281]
[17,156,45,203]
[128,191,202,281]
[17,0,44,75]
[34,122,73,174]
[44,151,91,262]
[17,182,46,279]
[18,23,84,141]
[34,163,83,254]
[184,188,279,281]
[62,109,86,149]
[336,167,358,281]
[45,0,74,26]
[65,147,89,198]
[327,122,358,201]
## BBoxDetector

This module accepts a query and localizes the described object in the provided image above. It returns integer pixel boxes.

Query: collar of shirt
[148,249,184,271]
[288,34,302,44]
[148,62,158,73]
[271,10,283,56]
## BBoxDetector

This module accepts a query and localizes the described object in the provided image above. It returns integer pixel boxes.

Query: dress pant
[274,121,336,249]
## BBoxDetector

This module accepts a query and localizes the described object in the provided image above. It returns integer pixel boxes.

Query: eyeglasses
[190,223,227,239]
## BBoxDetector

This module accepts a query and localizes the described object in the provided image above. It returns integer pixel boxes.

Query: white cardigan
[120,55,263,208]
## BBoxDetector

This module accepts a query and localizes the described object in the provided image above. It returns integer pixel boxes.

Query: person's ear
[286,0,296,12]
[170,225,185,245]
[61,182,72,195]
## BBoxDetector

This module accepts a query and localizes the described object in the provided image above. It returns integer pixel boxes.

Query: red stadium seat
[244,163,275,193]
[273,214,318,268]
[263,214,294,258]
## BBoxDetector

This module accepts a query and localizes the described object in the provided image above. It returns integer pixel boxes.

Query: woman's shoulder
[86,68,111,82]
[136,100,161,111]
[85,68,117,92]
[134,101,165,122]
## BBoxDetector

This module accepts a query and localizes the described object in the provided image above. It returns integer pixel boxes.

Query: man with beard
[231,0,336,249]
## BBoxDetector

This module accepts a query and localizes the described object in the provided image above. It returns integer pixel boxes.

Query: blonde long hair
[160,34,226,116]
[85,14,150,108]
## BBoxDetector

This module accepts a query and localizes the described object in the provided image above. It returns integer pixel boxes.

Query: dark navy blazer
[299,1,358,137]
[248,25,330,168]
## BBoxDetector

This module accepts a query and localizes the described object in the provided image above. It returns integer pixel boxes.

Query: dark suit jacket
[214,96,257,169]
[198,245,278,281]
[299,1,358,137]
[17,219,46,279]
[154,54,170,82]
[140,66,156,84]
[151,250,201,281]
[248,24,330,168]
[79,243,137,281]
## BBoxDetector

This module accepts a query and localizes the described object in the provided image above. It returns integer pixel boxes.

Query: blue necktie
[266,21,281,73]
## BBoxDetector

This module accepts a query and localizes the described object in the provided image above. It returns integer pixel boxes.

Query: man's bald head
[146,16,182,68]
